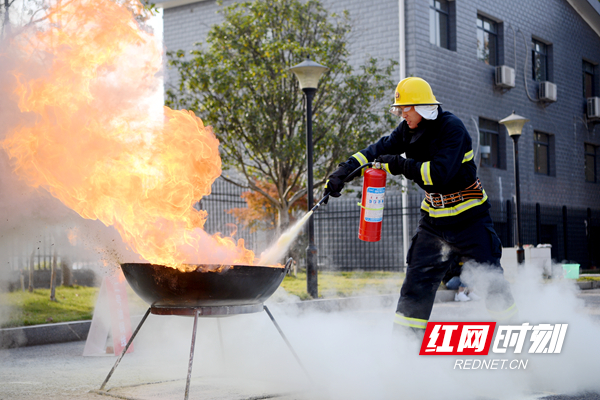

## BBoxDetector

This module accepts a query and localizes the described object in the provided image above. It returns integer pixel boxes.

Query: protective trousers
[393,212,517,335]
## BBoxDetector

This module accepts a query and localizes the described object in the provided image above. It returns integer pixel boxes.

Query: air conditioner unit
[588,97,600,119]
[539,81,557,102]
[480,145,491,159]
[495,65,515,88]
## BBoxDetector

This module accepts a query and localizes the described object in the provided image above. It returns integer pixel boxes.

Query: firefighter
[324,77,516,337]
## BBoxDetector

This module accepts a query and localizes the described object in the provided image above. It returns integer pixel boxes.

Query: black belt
[425,179,483,209]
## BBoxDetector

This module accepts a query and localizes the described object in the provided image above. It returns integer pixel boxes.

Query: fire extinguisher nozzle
[311,194,329,212]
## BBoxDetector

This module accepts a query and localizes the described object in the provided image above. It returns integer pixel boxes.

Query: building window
[584,60,595,98]
[534,132,550,175]
[585,143,597,183]
[532,39,548,81]
[477,15,497,66]
[429,0,449,49]
[479,118,500,168]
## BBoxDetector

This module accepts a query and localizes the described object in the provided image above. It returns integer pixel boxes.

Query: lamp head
[499,112,529,137]
[289,58,328,90]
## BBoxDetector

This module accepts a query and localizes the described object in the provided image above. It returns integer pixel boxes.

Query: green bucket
[562,264,580,279]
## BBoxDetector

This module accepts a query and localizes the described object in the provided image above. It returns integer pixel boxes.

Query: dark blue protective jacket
[346,107,490,225]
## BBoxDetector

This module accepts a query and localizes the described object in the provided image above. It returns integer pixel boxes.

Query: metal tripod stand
[98,304,311,400]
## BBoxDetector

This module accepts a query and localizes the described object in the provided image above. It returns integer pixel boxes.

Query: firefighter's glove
[323,162,356,203]
[376,155,406,176]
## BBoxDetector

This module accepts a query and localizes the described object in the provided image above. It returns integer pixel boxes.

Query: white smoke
[104,261,600,400]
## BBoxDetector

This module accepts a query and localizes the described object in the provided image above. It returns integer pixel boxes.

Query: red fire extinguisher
[358,165,387,242]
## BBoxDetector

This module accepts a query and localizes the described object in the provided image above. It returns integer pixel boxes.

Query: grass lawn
[1,271,404,327]
[280,270,404,300]
[3,271,594,328]
[0,285,99,328]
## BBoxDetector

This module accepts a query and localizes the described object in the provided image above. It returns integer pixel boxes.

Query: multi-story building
[160,0,600,268]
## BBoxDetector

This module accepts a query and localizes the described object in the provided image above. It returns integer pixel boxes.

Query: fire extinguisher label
[364,187,385,222]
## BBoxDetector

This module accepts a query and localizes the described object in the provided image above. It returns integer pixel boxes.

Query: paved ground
[1,286,600,400]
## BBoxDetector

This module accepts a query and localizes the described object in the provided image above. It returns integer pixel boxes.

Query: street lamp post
[290,58,328,298]
[499,112,529,265]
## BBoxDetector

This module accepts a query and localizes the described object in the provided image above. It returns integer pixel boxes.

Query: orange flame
[1,0,260,268]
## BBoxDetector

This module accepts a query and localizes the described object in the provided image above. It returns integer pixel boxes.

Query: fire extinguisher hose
[311,162,374,212]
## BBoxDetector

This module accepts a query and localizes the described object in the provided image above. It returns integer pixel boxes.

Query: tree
[50,249,57,301]
[1,0,18,38]
[166,0,397,230]
[61,256,72,287]
[1,0,158,40]
[28,249,34,292]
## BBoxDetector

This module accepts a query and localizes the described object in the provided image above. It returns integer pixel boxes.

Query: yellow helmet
[391,77,441,107]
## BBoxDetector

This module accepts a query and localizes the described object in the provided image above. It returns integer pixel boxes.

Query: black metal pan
[120,260,290,308]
